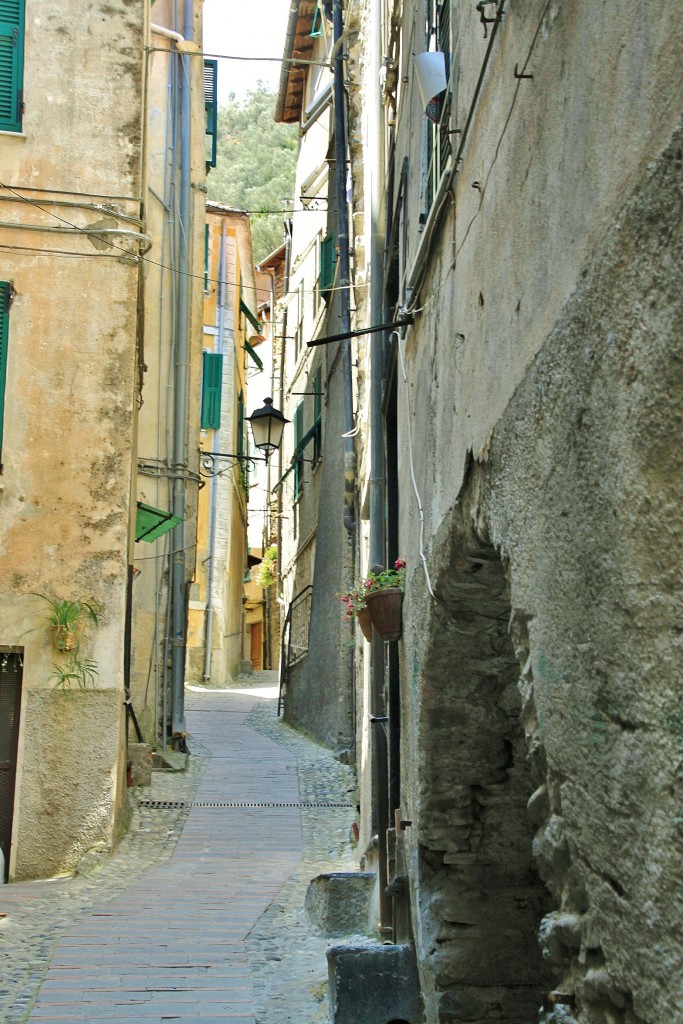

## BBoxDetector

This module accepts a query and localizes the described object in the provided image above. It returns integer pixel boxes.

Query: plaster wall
[394,22,683,1024]
[0,0,145,877]
[393,0,683,522]
[130,0,208,727]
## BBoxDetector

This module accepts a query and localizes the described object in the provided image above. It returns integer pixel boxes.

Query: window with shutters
[313,365,322,465]
[0,282,9,464]
[293,402,304,500]
[0,0,25,133]
[319,234,336,297]
[204,59,218,171]
[200,351,223,429]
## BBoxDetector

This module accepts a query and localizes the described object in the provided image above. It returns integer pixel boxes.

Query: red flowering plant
[363,558,406,594]
[339,558,406,620]
[338,584,368,621]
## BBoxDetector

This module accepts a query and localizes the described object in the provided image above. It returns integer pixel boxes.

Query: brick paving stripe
[0,676,360,1024]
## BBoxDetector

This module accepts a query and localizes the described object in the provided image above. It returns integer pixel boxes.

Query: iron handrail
[278,583,314,716]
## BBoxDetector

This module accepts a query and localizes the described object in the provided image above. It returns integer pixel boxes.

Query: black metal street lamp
[247,397,289,458]
[200,397,289,475]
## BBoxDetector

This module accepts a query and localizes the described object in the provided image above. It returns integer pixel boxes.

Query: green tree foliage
[207,85,298,263]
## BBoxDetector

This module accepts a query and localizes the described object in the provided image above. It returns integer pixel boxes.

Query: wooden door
[250,621,263,672]
[0,650,23,880]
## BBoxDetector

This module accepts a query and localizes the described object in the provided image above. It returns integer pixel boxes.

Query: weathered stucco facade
[274,3,356,753]
[276,1,683,1022]
[129,0,208,744]
[387,3,683,1020]
[0,0,146,879]
[185,205,259,687]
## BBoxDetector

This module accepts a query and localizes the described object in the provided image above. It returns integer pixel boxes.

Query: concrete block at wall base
[239,660,253,674]
[305,872,376,937]
[327,942,423,1024]
[128,742,153,786]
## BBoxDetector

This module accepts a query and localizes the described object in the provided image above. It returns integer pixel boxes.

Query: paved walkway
[0,678,359,1023]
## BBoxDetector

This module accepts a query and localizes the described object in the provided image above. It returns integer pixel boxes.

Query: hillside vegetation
[207,86,298,262]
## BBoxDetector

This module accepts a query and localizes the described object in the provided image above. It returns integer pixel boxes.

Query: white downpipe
[151,23,185,45]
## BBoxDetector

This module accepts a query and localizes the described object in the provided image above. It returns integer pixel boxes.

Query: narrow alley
[0,677,359,1023]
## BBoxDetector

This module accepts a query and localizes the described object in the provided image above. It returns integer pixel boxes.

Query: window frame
[0,0,25,134]
[200,350,223,430]
[0,281,10,464]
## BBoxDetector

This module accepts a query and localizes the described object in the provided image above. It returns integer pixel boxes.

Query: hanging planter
[356,606,373,643]
[339,559,405,642]
[51,623,80,652]
[365,587,403,641]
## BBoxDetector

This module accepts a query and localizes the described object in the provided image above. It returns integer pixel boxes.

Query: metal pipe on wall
[332,0,356,537]
[367,0,392,938]
[170,0,194,739]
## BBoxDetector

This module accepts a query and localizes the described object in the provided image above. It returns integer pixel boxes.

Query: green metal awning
[135,502,183,543]
[245,339,264,371]
[240,298,262,334]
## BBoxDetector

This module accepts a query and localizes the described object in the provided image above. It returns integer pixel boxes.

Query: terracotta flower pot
[50,623,79,652]
[365,587,403,641]
[356,606,373,642]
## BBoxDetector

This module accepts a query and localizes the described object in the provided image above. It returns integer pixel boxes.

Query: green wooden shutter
[313,366,322,463]
[0,282,9,461]
[320,234,336,294]
[0,0,24,133]
[293,402,304,499]
[201,351,223,429]
[204,59,218,171]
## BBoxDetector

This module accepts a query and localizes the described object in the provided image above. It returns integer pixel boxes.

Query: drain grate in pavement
[139,799,355,810]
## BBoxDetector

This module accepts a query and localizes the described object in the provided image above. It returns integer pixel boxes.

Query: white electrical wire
[395,327,437,600]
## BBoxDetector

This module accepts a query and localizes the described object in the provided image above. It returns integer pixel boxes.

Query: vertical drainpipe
[332,0,356,536]
[203,220,227,680]
[367,0,392,937]
[170,0,194,738]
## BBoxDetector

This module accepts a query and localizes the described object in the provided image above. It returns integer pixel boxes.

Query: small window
[293,402,304,499]
[204,59,218,171]
[319,234,336,295]
[313,366,322,464]
[294,281,305,360]
[0,281,10,463]
[310,2,323,37]
[200,351,223,429]
[0,0,24,133]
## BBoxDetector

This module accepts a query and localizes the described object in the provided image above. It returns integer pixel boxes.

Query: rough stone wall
[401,120,683,1024]
[283,343,355,754]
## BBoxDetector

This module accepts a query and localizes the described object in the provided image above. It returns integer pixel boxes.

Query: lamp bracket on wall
[199,451,265,477]
[306,316,413,349]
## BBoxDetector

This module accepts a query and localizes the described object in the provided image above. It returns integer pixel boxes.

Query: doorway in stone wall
[415,524,552,1024]
[0,648,23,881]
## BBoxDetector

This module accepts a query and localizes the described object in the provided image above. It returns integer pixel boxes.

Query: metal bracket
[475,0,499,38]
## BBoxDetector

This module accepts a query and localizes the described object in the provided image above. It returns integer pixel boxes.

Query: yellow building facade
[186,204,263,686]
[0,0,207,879]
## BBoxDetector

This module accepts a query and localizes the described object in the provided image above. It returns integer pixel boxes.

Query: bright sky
[202,0,291,106]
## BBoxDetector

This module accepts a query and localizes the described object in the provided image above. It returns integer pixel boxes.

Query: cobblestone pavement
[0,675,361,1023]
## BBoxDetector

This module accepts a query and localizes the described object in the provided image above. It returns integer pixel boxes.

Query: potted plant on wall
[32,596,101,652]
[255,545,278,589]
[339,584,374,642]
[29,594,102,691]
[339,559,406,642]
[363,559,406,641]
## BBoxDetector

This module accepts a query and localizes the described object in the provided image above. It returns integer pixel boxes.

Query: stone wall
[401,121,683,1023]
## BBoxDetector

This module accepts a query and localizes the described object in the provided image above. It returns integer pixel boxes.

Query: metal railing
[278,583,313,716]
